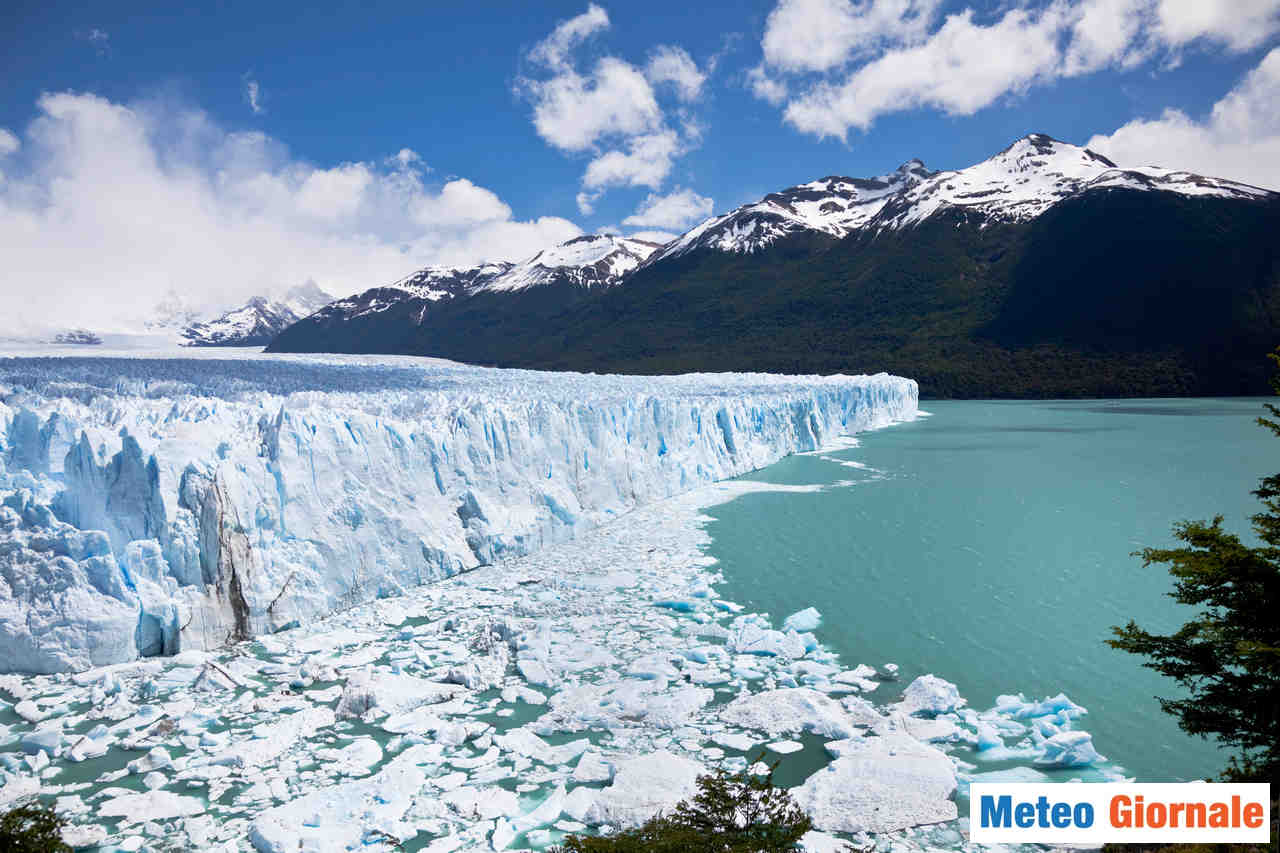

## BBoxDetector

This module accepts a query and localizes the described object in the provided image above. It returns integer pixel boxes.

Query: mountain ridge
[265,134,1280,398]
[181,282,334,347]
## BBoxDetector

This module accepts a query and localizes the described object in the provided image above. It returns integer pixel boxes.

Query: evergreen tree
[554,758,816,852]
[0,802,71,853]
[1109,349,1280,782]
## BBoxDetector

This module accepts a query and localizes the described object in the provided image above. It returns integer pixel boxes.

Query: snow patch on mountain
[480,235,660,293]
[181,283,334,346]
[654,134,1275,260]
[298,235,661,331]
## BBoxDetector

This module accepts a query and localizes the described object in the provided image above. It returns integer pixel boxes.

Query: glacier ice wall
[0,355,917,673]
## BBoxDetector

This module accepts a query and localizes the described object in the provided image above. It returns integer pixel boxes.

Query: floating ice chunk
[512,783,566,833]
[442,786,520,821]
[501,686,547,706]
[98,790,205,823]
[60,823,108,849]
[798,830,854,852]
[711,732,755,752]
[721,688,858,739]
[768,740,804,754]
[327,738,383,775]
[491,818,517,851]
[518,660,555,687]
[1036,730,1105,767]
[571,750,614,784]
[562,786,598,823]
[899,674,964,716]
[212,706,335,769]
[727,620,808,659]
[653,600,696,613]
[20,727,62,756]
[0,773,39,809]
[782,608,822,633]
[587,751,703,828]
[334,668,460,719]
[830,664,879,693]
[127,746,172,775]
[248,746,431,853]
[839,696,888,731]
[995,692,1088,720]
[906,715,970,744]
[790,732,957,833]
[957,766,1050,797]
[975,721,1003,751]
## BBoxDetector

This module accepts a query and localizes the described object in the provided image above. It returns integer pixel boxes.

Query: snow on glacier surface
[0,351,917,673]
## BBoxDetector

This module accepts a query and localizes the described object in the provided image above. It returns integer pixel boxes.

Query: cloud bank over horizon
[0,92,581,336]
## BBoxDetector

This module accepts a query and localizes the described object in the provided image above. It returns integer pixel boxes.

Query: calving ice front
[0,353,917,671]
[972,783,1272,844]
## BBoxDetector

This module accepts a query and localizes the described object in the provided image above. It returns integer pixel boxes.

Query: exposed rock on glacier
[0,354,917,672]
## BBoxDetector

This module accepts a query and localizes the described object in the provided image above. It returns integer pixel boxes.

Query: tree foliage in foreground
[553,758,815,852]
[1110,349,1280,785]
[0,802,71,853]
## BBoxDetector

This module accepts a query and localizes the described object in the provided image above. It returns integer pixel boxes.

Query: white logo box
[969,782,1271,844]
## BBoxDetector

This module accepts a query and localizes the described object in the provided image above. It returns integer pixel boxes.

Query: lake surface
[709,398,1274,783]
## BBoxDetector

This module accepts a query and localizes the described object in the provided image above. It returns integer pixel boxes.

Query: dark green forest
[270,188,1280,398]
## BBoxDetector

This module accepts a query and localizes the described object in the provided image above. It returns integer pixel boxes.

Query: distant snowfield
[0,351,1128,850]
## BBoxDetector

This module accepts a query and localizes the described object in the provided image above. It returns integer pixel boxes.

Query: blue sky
[1,0,1278,330]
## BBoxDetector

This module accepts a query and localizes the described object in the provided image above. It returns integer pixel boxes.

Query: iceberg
[585,751,704,828]
[0,354,917,673]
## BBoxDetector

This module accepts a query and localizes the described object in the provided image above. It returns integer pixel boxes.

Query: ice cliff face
[0,354,917,673]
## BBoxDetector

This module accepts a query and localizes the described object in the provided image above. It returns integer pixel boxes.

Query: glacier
[0,352,917,673]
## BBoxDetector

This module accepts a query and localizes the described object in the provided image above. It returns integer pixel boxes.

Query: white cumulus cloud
[755,0,1280,141]
[761,0,941,72]
[582,129,682,190]
[645,45,706,101]
[0,128,19,157]
[1155,0,1280,52]
[244,77,265,115]
[519,5,708,210]
[781,5,1069,137]
[622,188,715,230]
[0,92,581,336]
[1086,46,1280,190]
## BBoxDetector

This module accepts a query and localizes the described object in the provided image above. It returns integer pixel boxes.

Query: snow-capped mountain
[51,329,103,345]
[654,134,1272,261]
[290,234,659,333]
[181,282,334,347]
[145,289,204,333]
[481,234,659,292]
[269,133,1279,397]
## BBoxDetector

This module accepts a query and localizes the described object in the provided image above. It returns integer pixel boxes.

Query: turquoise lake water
[708,398,1275,784]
